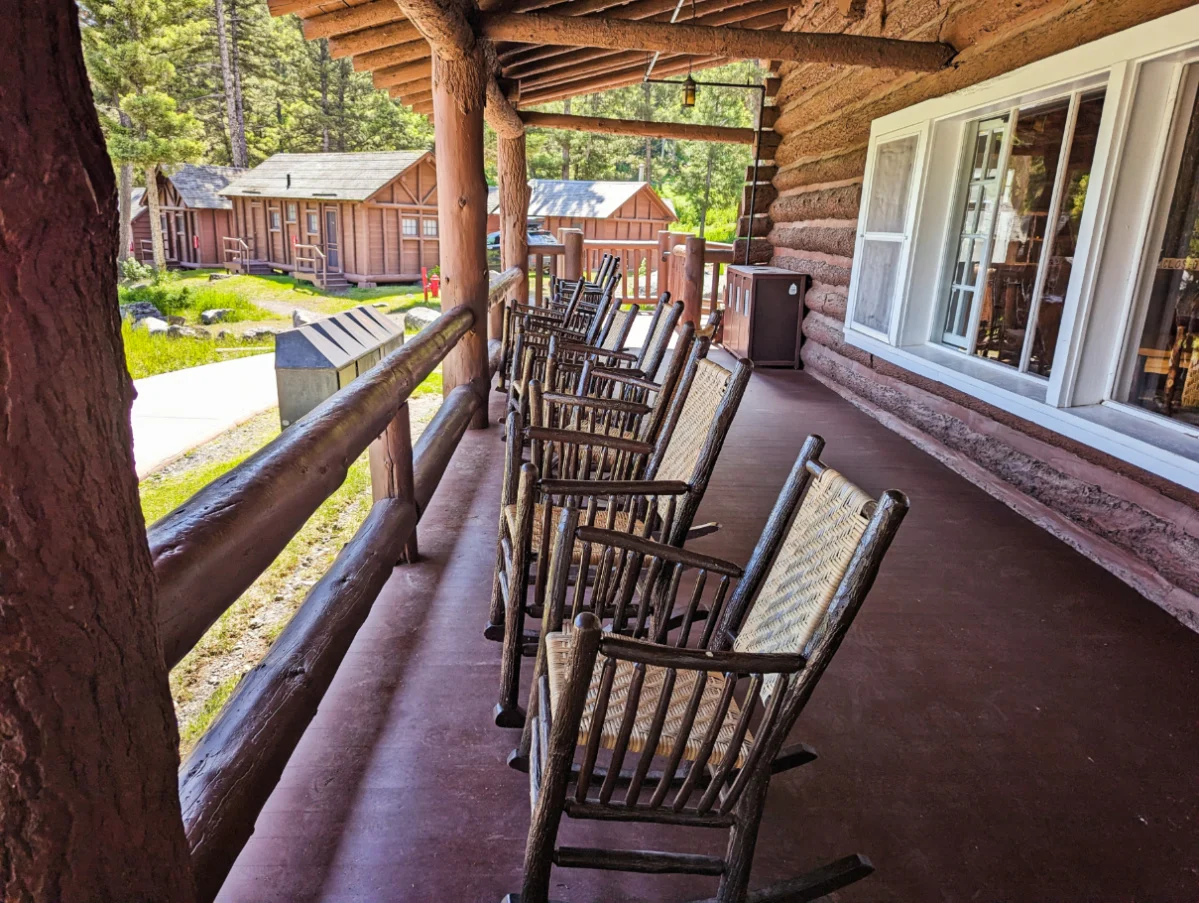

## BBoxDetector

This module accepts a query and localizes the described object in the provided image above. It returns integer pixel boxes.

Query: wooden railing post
[682,234,706,329]
[657,229,674,301]
[561,228,584,281]
[369,402,418,561]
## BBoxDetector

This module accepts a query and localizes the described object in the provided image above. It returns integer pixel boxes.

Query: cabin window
[842,5,1199,491]
[307,211,319,234]
[422,218,438,237]
[402,217,418,236]
[269,209,282,232]
[286,203,297,223]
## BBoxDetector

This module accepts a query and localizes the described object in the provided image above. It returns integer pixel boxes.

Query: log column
[561,228,584,281]
[369,403,418,561]
[494,105,529,339]
[682,234,706,329]
[0,1,195,898]
[432,49,491,428]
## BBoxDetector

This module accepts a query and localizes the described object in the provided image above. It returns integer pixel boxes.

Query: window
[306,211,319,234]
[402,217,418,236]
[841,6,1199,491]
[269,209,282,232]
[422,217,438,237]
[286,203,297,223]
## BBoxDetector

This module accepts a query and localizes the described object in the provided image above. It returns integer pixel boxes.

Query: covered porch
[216,358,1199,902]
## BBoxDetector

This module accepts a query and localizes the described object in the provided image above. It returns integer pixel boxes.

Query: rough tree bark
[215,0,249,168]
[229,0,249,161]
[497,131,530,334]
[145,163,167,269]
[0,2,196,900]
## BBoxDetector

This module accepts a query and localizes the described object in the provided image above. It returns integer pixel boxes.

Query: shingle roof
[486,180,675,221]
[167,164,242,209]
[221,151,430,201]
[130,187,146,218]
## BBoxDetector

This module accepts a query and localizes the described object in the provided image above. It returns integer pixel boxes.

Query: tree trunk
[146,164,167,270]
[432,50,490,429]
[699,143,715,238]
[319,40,331,152]
[118,162,133,263]
[560,96,571,179]
[0,2,195,899]
[215,0,248,168]
[642,80,652,182]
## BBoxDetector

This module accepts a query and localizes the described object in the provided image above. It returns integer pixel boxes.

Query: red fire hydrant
[429,274,440,298]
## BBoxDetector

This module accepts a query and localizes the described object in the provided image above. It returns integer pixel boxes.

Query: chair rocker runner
[504,436,910,903]
[490,340,753,728]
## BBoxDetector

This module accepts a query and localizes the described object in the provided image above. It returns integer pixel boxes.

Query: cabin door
[324,207,340,271]
[251,202,267,260]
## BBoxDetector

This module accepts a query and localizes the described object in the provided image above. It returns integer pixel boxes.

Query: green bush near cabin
[119,275,275,324]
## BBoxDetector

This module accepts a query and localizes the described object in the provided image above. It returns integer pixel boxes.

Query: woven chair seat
[545,631,750,768]
[504,503,642,561]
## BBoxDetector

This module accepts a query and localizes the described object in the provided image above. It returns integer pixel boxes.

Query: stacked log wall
[771,0,1199,628]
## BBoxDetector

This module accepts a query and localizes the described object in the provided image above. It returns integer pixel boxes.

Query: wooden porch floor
[217,354,1199,902]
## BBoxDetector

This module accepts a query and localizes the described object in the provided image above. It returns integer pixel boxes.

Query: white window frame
[402,216,418,236]
[422,217,438,237]
[842,5,1199,492]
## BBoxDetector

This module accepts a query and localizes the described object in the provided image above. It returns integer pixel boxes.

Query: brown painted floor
[218,355,1199,903]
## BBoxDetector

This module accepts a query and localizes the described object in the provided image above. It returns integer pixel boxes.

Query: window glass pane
[403,217,418,235]
[852,239,902,333]
[1119,77,1199,426]
[307,212,318,233]
[423,218,438,236]
[974,99,1073,368]
[866,135,918,233]
[286,203,297,222]
[1027,92,1105,377]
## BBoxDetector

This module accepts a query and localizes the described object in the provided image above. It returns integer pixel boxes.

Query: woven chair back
[652,358,732,489]
[600,306,635,351]
[635,294,677,379]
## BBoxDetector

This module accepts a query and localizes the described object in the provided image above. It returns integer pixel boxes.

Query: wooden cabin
[134,164,241,267]
[486,179,676,241]
[220,150,438,288]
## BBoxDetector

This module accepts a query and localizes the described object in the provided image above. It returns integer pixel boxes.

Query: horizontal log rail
[519,110,756,144]
[489,265,524,309]
[150,306,474,668]
[582,239,663,304]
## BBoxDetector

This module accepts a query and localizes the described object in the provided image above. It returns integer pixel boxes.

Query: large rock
[242,327,279,342]
[167,325,197,338]
[292,308,318,327]
[139,317,169,335]
[405,306,440,332]
[121,301,165,324]
[167,315,187,326]
[201,307,235,325]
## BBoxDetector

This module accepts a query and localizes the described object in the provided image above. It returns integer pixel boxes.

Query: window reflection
[1122,76,1199,426]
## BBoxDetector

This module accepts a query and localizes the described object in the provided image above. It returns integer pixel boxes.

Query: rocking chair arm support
[539,393,652,416]
[555,341,639,363]
[524,426,653,457]
[598,636,807,675]
[539,478,690,496]
[574,524,743,578]
[586,368,662,393]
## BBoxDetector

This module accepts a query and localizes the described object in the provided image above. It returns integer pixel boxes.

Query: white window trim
[843,5,1199,492]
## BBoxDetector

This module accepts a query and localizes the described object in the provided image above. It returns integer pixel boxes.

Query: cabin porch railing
[527,241,565,306]
[222,236,255,272]
[659,233,734,326]
[152,306,502,902]
[581,238,664,303]
[294,242,330,288]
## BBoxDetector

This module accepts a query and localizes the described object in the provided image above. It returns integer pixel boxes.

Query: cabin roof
[485,179,676,221]
[130,187,146,218]
[167,164,242,210]
[221,151,431,201]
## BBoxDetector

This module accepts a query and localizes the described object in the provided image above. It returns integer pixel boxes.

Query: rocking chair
[504,435,909,903]
[490,343,752,726]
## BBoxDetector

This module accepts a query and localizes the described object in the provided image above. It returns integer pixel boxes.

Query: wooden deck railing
[222,236,255,270]
[150,306,499,901]
[660,233,734,325]
[582,238,662,303]
[294,242,330,287]
[528,241,564,306]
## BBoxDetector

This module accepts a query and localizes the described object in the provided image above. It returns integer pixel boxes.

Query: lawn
[174,269,429,317]
[122,321,273,380]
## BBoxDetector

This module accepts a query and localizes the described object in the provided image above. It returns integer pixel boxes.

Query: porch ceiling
[268,0,954,116]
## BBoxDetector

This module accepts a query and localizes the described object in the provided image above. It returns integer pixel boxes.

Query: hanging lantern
[681,74,697,108]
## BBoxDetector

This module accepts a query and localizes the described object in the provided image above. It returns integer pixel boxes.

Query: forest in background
[81,0,761,260]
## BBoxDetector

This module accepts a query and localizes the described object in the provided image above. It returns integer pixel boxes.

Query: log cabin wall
[151,166,240,267]
[771,0,1199,628]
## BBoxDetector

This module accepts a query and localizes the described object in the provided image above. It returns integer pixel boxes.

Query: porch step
[321,274,352,292]
[244,263,273,276]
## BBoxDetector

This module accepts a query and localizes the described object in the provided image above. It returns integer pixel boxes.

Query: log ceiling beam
[372,57,433,89]
[516,53,724,106]
[486,79,526,138]
[329,20,424,58]
[353,38,430,72]
[513,8,787,86]
[482,11,957,70]
[520,111,756,143]
[389,87,435,105]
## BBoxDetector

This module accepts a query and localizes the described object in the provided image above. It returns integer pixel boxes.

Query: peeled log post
[431,49,491,428]
[412,385,481,511]
[0,1,195,897]
[481,11,956,70]
[497,131,530,337]
[151,307,473,667]
[369,402,418,560]
[520,111,755,144]
[180,498,419,903]
[562,228,584,281]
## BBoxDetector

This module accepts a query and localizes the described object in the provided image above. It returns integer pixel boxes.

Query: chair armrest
[539,478,690,496]
[574,524,743,578]
[587,368,660,392]
[540,393,652,416]
[556,341,638,363]
[524,426,653,456]
[598,635,806,675]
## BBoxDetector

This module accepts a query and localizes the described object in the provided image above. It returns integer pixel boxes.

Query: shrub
[120,256,154,284]
[118,276,272,324]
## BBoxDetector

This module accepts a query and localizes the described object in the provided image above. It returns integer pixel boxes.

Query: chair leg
[715,772,770,903]
[496,468,536,727]
[486,517,509,640]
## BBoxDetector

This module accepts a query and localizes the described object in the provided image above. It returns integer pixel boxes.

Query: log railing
[222,236,255,270]
[528,241,564,306]
[150,305,496,902]
[582,238,662,303]
[294,242,329,287]
[659,232,734,326]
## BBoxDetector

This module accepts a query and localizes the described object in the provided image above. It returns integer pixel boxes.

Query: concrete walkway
[132,353,278,477]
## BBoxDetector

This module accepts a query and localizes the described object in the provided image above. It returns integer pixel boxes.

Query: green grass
[120,279,277,324]
[122,321,272,380]
[175,270,428,317]
[140,450,258,524]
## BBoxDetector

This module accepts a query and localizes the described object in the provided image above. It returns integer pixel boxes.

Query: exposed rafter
[516,53,725,106]
[482,11,957,70]
[372,58,434,90]
[301,1,407,40]
[328,21,424,59]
